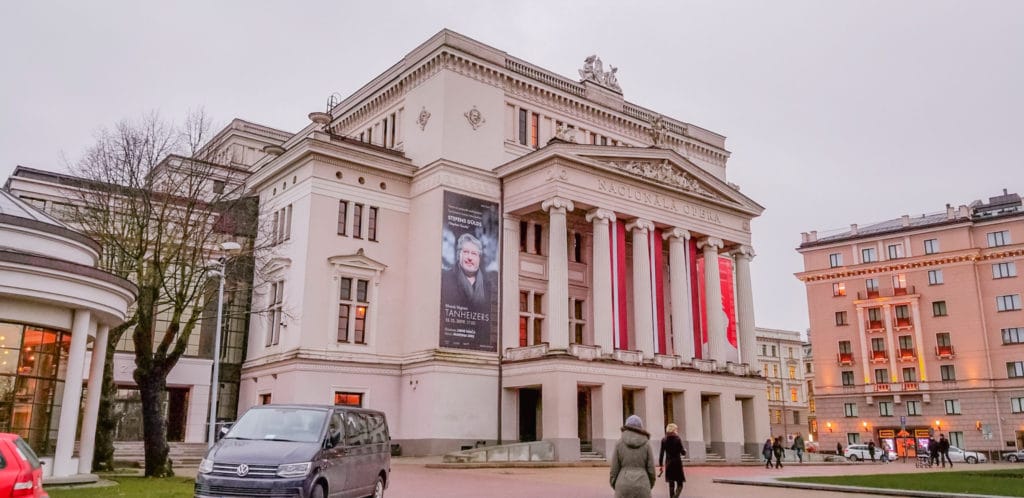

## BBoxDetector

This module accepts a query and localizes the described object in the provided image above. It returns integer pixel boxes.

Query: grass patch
[48,475,195,498]
[783,469,1024,497]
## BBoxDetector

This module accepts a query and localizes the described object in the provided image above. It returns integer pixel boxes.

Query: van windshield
[226,408,328,443]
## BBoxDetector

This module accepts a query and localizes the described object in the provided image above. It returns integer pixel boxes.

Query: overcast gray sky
[2,1,1022,334]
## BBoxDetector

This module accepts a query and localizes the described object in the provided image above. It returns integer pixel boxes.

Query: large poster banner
[439,191,499,351]
[696,255,738,361]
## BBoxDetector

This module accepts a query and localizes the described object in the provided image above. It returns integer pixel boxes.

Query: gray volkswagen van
[195,404,390,498]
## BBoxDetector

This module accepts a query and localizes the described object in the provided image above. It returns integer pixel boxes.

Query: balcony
[865,320,885,333]
[935,345,956,359]
[893,317,914,331]
[902,381,919,391]
[873,383,891,392]
[837,352,854,366]
[870,350,889,363]
[893,285,915,296]
[857,286,916,300]
[898,348,917,362]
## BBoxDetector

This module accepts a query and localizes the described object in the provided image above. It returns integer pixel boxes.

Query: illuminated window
[790,387,798,402]
[789,365,797,379]
[832,282,846,297]
[519,290,544,347]
[338,277,370,344]
[334,392,363,407]
[774,410,782,424]
[530,112,539,148]
[774,386,782,400]
[892,274,907,290]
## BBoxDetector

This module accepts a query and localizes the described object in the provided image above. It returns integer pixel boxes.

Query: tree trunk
[91,349,118,471]
[136,370,173,477]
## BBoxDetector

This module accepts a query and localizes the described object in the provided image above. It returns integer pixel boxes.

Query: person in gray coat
[610,414,656,498]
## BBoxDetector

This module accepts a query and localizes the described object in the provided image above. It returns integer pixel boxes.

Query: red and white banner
[611,220,629,350]
[696,255,738,361]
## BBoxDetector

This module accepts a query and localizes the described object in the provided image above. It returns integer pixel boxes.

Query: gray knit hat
[624,415,644,429]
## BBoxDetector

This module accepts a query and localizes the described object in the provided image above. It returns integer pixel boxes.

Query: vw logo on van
[236,464,249,477]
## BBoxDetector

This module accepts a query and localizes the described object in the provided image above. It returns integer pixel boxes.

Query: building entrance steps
[442,441,555,463]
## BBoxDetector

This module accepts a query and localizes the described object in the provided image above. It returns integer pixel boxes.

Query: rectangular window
[988,230,1010,247]
[789,365,796,379]
[874,368,889,384]
[337,200,348,235]
[1007,361,1024,378]
[389,112,397,148]
[835,311,848,326]
[842,371,855,386]
[518,108,528,145]
[259,393,272,405]
[899,335,914,350]
[862,247,877,263]
[1003,327,1024,344]
[572,232,583,263]
[338,277,370,344]
[879,401,893,416]
[773,410,782,424]
[353,204,363,238]
[519,221,528,252]
[928,269,943,285]
[1011,397,1024,413]
[272,204,293,244]
[868,307,883,324]
[368,207,378,241]
[569,298,585,344]
[936,332,952,347]
[997,294,1022,312]
[838,340,852,354]
[933,301,948,316]
[844,403,858,417]
[829,253,843,268]
[266,280,284,346]
[334,392,363,407]
[887,243,904,259]
[848,433,861,445]
[530,112,539,148]
[871,337,886,353]
[949,432,963,449]
[892,274,907,291]
[790,387,798,402]
[895,305,910,320]
[519,290,544,347]
[533,224,543,254]
[924,239,939,254]
[832,282,846,297]
[906,400,921,416]
[944,399,961,415]
[993,262,1017,279]
[902,367,917,382]
[940,364,956,381]
[865,278,879,294]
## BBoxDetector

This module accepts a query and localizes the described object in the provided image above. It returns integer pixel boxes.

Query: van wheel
[311,483,326,498]
[371,475,384,498]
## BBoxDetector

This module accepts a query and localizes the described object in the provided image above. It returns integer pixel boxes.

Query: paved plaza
[382,459,1011,497]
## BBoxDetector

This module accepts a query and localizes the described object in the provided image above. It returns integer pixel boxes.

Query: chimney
[946,203,954,220]
[850,224,858,235]
[809,230,818,242]
[958,205,970,218]
[901,215,910,227]
[800,232,808,243]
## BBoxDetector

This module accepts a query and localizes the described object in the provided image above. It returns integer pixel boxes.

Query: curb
[712,478,1008,498]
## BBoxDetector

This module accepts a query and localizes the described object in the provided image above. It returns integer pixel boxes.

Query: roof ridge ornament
[578,55,621,93]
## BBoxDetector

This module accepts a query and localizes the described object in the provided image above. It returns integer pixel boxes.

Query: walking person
[762,438,773,469]
[610,415,656,498]
[938,434,953,468]
[836,441,843,456]
[792,433,805,463]
[928,437,939,467]
[867,441,876,462]
[772,437,784,469]
[657,423,686,498]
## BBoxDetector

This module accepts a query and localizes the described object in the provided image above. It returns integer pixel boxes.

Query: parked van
[195,404,390,498]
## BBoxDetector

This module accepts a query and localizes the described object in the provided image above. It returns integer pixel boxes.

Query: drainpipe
[497,181,505,445]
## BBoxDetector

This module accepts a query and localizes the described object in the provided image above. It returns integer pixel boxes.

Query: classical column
[542,197,574,351]
[586,208,616,355]
[79,323,109,474]
[664,228,693,361]
[733,245,757,366]
[54,309,91,476]
[698,237,725,363]
[502,214,521,353]
[627,218,655,358]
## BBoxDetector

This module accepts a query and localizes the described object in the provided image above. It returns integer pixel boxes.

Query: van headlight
[198,458,214,474]
[276,462,311,478]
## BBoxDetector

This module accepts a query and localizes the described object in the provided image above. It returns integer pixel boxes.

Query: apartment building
[798,190,1024,456]
[756,327,812,443]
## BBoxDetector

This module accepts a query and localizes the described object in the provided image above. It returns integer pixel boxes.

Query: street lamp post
[208,241,241,448]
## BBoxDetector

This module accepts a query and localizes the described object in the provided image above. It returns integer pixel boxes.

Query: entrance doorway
[577,388,592,452]
[165,388,189,441]
[518,388,541,442]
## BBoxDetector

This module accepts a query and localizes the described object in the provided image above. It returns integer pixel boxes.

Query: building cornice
[795,246,1024,282]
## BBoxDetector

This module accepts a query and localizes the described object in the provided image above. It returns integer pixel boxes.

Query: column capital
[541,197,575,214]
[585,208,616,223]
[662,228,691,241]
[732,244,756,260]
[697,236,724,251]
[625,218,655,233]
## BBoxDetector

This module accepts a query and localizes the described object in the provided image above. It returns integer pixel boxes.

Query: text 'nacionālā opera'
[238,30,770,462]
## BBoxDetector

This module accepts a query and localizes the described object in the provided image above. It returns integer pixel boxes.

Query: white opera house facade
[238,30,770,462]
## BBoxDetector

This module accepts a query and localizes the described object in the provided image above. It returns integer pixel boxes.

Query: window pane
[356,279,368,302]
[340,278,352,301]
[354,306,367,344]
[338,304,350,342]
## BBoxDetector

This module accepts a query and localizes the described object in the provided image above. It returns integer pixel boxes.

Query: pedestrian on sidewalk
[610,415,656,498]
[792,433,805,463]
[836,441,843,456]
[928,437,939,467]
[771,437,784,469]
[657,423,686,498]
[762,438,773,469]
[867,441,876,462]
[938,434,953,468]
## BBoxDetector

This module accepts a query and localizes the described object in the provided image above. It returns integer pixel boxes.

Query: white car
[844,444,896,461]
[946,446,986,464]
[1002,449,1024,462]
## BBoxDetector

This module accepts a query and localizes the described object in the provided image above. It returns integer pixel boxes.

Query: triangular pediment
[327,248,387,272]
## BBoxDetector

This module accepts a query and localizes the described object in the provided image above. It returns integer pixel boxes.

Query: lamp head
[219,241,242,254]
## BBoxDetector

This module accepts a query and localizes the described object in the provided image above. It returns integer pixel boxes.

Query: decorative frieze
[603,159,717,199]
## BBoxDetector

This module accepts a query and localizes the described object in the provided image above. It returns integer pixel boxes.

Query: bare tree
[66,111,255,476]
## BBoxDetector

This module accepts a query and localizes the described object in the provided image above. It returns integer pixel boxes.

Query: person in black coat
[658,423,686,498]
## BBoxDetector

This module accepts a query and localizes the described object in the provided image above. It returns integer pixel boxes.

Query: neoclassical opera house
[0,189,135,477]
[238,30,769,462]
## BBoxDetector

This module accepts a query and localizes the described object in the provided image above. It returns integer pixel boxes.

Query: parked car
[844,444,896,461]
[196,404,391,498]
[1002,449,1024,462]
[0,433,47,497]
[947,446,987,464]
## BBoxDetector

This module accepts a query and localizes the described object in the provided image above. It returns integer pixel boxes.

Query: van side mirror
[217,426,230,441]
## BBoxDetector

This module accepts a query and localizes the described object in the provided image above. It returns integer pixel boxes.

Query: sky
[2,1,1022,334]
